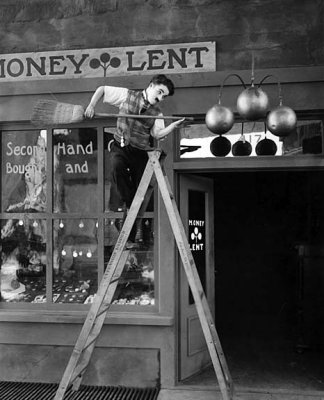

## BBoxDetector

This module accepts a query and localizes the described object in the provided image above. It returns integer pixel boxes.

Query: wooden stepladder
[53,150,234,400]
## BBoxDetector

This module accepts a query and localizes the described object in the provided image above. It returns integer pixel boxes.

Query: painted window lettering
[189,220,205,252]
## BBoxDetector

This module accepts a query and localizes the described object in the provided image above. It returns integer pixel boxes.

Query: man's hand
[170,117,186,128]
[84,86,105,118]
[152,117,186,141]
[84,104,95,119]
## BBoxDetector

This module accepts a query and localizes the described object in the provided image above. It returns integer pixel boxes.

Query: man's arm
[84,86,105,118]
[151,118,185,140]
[84,86,128,119]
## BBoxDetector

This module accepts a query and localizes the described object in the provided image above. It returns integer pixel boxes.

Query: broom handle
[94,113,194,121]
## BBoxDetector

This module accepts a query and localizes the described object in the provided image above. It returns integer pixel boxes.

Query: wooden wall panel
[0,344,160,387]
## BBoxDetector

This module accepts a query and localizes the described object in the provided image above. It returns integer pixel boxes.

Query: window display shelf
[0,309,173,325]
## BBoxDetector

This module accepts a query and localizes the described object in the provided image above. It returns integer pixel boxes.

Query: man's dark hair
[150,74,175,96]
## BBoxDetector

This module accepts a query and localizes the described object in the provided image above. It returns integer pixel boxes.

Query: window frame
[0,119,160,318]
[174,111,324,172]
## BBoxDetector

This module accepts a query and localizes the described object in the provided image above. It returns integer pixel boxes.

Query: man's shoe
[125,241,139,250]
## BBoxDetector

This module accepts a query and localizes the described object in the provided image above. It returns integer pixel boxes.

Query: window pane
[179,121,324,158]
[53,219,98,304]
[282,120,323,155]
[188,190,206,305]
[180,122,284,158]
[1,218,46,303]
[2,130,47,212]
[104,217,155,305]
[53,128,98,213]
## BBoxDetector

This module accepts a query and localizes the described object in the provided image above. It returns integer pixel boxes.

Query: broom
[31,99,194,126]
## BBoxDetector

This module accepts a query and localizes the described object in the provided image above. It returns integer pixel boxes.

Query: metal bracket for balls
[205,53,297,138]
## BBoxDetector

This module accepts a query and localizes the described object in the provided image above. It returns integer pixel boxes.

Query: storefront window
[0,125,156,309]
[179,120,323,159]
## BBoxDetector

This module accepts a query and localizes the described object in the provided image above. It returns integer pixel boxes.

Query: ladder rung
[82,307,111,351]
[82,336,97,352]
[94,275,122,318]
[96,305,110,319]
[109,276,121,284]
[70,364,88,385]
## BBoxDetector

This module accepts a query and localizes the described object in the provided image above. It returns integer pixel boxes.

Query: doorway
[178,174,215,380]
[181,169,324,393]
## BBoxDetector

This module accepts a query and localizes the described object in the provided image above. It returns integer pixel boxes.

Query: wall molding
[0,65,324,97]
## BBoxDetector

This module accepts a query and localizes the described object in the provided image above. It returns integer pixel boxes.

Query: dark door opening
[213,170,324,392]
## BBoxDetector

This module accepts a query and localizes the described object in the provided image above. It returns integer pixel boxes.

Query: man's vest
[115,90,162,149]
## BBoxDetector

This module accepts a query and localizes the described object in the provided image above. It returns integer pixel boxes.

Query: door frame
[177,173,215,381]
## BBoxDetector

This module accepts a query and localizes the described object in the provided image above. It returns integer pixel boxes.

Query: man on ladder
[84,74,185,245]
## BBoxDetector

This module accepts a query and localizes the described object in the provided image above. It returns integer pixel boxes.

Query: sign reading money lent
[0,42,216,82]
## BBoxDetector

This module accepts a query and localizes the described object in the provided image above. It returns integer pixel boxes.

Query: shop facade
[0,1,324,397]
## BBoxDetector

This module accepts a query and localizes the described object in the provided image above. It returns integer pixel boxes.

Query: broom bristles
[31,99,85,126]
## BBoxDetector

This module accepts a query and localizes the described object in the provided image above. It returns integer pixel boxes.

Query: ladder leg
[53,250,130,400]
[148,152,234,400]
[70,250,130,391]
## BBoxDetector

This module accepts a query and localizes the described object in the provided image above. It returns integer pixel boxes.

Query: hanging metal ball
[232,139,252,156]
[210,136,232,157]
[237,86,269,121]
[266,105,297,137]
[255,137,277,156]
[205,104,234,135]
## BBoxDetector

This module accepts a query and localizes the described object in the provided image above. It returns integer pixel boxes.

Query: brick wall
[0,0,323,70]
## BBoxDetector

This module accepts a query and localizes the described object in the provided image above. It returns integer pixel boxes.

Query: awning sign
[0,42,216,82]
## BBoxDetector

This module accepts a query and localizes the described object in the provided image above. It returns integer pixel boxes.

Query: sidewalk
[158,388,324,400]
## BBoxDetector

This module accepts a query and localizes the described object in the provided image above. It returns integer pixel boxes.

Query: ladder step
[70,364,87,385]
[83,335,97,352]
[96,304,111,319]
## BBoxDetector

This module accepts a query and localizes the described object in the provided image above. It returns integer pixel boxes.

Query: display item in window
[110,249,155,305]
[1,219,47,302]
